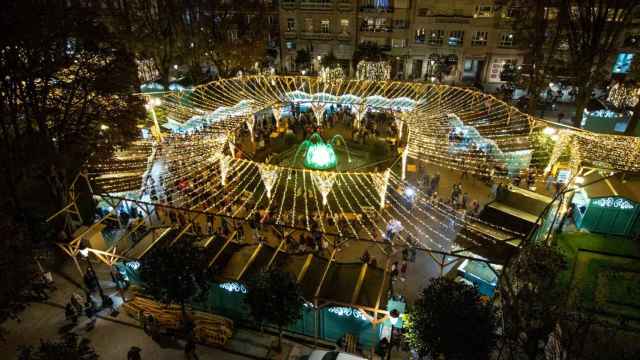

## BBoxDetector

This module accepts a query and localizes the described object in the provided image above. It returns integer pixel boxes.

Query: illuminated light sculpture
[272,105,282,129]
[258,164,279,198]
[311,102,325,126]
[311,172,337,206]
[245,115,255,142]
[401,146,409,180]
[219,155,231,186]
[356,61,391,81]
[372,169,391,209]
[319,66,345,83]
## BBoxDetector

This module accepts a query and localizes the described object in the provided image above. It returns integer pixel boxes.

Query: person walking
[184,338,199,360]
[127,346,142,360]
[65,303,78,324]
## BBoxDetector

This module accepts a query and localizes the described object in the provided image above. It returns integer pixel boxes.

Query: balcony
[337,1,353,11]
[360,5,393,13]
[300,1,333,10]
[300,32,334,40]
[360,26,393,33]
[282,0,296,9]
[283,31,297,39]
[337,32,353,41]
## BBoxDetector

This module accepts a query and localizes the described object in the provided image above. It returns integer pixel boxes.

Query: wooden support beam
[137,227,172,260]
[202,235,216,248]
[351,263,368,305]
[266,238,286,270]
[46,203,74,223]
[168,223,193,247]
[314,249,337,299]
[297,254,314,283]
[208,236,234,268]
[236,244,263,281]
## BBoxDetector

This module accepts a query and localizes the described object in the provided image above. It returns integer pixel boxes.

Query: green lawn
[556,232,640,322]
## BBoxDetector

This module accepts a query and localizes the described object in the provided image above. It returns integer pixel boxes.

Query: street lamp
[79,244,113,308]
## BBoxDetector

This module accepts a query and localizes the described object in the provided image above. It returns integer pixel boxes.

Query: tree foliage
[405,277,498,360]
[0,0,143,321]
[139,242,211,309]
[559,0,639,127]
[353,41,389,64]
[295,49,312,70]
[18,333,98,360]
[320,51,339,69]
[245,269,304,348]
[500,244,568,360]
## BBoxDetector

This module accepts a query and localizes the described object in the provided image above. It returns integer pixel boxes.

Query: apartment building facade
[279,0,524,85]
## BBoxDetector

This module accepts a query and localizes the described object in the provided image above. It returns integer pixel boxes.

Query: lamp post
[145,97,163,141]
[79,245,113,308]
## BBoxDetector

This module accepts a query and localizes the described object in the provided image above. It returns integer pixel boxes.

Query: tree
[245,269,304,350]
[495,1,565,115]
[623,57,640,135]
[353,41,389,64]
[139,242,211,334]
[320,51,339,69]
[405,277,498,360]
[559,0,639,127]
[18,333,98,359]
[499,244,568,360]
[295,49,311,71]
[0,1,144,318]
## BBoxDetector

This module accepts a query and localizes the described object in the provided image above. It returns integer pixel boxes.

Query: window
[428,30,444,46]
[320,19,330,33]
[392,38,406,48]
[393,20,408,29]
[474,5,494,17]
[304,18,313,32]
[286,41,296,50]
[499,32,515,47]
[471,31,488,46]
[287,18,296,32]
[375,18,388,31]
[228,29,239,41]
[448,30,464,46]
[340,19,349,33]
[415,28,426,43]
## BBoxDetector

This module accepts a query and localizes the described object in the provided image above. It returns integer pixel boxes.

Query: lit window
[304,18,313,32]
[286,41,296,49]
[428,30,444,46]
[320,19,330,33]
[340,19,349,33]
[392,39,406,48]
[471,31,488,46]
[415,28,426,43]
[228,29,238,41]
[499,32,515,47]
[287,18,296,32]
[448,30,464,46]
[475,5,494,18]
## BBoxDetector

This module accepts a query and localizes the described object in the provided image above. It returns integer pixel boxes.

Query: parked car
[306,350,367,360]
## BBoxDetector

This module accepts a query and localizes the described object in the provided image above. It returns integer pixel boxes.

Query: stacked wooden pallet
[122,295,234,346]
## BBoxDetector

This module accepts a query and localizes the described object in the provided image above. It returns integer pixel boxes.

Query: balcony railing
[337,32,352,41]
[360,5,393,13]
[360,26,392,33]
[300,1,333,10]
[283,31,297,39]
[337,1,353,11]
[300,32,334,40]
[282,0,296,9]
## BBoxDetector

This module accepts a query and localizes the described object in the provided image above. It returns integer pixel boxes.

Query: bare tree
[559,0,639,127]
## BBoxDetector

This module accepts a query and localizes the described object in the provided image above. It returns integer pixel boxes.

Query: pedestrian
[184,338,199,360]
[65,303,78,324]
[400,261,407,281]
[127,346,142,360]
[545,174,555,192]
[71,293,84,314]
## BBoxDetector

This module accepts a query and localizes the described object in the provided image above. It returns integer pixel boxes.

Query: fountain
[293,133,351,170]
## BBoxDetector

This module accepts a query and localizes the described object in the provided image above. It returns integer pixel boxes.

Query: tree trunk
[573,84,593,128]
[625,101,640,135]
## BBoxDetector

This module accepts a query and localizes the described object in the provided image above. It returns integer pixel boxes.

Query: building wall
[279,0,525,84]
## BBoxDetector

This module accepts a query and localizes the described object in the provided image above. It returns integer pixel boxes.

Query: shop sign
[327,307,368,321]
[219,282,247,294]
[592,197,635,210]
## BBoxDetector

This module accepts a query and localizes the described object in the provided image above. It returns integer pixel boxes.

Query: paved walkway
[0,259,314,360]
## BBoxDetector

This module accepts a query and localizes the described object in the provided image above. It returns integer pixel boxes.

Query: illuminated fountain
[293,133,351,170]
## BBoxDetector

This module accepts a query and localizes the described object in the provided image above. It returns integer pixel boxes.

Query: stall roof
[582,171,640,203]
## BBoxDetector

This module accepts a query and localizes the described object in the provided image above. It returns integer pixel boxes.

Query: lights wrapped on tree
[356,61,391,81]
